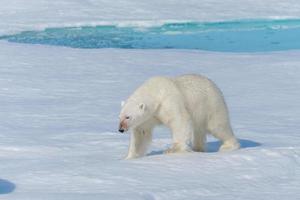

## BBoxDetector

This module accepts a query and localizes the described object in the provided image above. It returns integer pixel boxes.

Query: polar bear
[118,74,240,159]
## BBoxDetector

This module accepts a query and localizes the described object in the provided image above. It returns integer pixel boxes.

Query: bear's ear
[139,103,146,111]
[121,101,125,107]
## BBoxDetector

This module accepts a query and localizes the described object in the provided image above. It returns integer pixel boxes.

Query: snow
[0,0,300,199]
[0,41,299,199]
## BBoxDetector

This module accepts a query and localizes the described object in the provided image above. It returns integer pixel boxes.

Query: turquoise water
[2,19,300,52]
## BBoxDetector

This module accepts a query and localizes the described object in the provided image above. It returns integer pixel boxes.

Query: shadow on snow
[148,139,261,156]
[206,139,261,153]
[0,179,16,194]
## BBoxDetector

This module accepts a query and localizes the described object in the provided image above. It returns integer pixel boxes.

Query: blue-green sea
[2,19,300,52]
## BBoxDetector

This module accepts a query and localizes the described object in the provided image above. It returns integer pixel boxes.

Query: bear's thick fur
[118,74,240,159]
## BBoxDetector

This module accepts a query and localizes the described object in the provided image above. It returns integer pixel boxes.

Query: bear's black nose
[119,129,124,133]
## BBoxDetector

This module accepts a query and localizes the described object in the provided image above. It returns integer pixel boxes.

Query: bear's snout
[118,120,128,133]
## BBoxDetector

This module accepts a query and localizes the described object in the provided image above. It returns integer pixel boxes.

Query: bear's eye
[125,116,130,119]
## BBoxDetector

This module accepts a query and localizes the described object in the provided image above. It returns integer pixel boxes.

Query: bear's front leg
[125,127,152,159]
[165,116,193,154]
[165,142,192,154]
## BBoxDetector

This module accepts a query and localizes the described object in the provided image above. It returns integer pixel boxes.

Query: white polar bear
[118,74,240,159]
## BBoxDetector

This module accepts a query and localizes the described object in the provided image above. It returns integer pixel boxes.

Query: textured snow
[0,41,299,199]
[0,0,300,199]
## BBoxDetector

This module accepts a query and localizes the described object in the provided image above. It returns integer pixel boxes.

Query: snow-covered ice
[0,0,300,199]
[1,41,299,199]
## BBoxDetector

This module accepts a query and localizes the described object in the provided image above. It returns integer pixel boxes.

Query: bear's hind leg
[207,103,240,152]
[126,127,152,159]
[208,123,240,152]
[219,137,240,152]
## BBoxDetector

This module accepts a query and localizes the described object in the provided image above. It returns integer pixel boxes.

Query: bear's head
[118,100,149,133]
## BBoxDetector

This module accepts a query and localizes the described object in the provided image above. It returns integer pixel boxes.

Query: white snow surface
[1,0,300,200]
[0,41,299,199]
